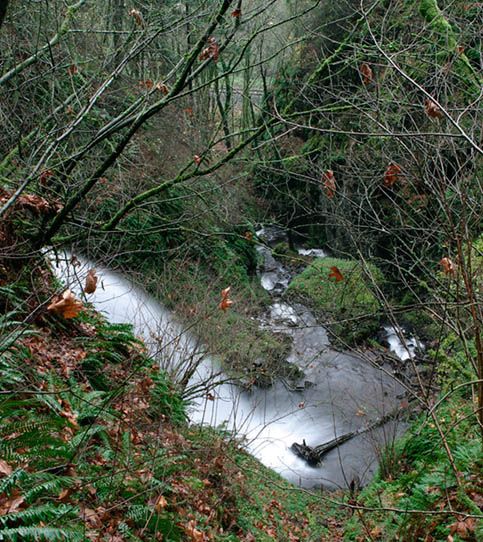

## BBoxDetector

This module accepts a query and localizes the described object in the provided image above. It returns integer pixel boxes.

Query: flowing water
[383,325,423,361]
[50,233,416,490]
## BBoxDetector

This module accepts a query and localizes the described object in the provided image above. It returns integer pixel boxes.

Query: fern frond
[0,503,78,527]
[0,525,83,541]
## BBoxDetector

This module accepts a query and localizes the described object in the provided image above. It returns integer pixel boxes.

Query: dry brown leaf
[221,287,231,299]
[439,257,456,276]
[449,518,475,538]
[425,99,444,119]
[129,8,144,26]
[18,194,51,214]
[7,495,25,514]
[384,163,402,187]
[139,79,153,90]
[156,82,169,95]
[84,269,98,294]
[0,460,12,477]
[154,495,168,513]
[58,488,72,502]
[199,37,219,62]
[184,520,207,541]
[369,525,382,539]
[219,298,233,311]
[360,63,373,85]
[322,170,336,199]
[0,489,21,515]
[80,506,102,528]
[219,286,233,311]
[328,266,344,282]
[47,289,83,319]
[39,169,54,186]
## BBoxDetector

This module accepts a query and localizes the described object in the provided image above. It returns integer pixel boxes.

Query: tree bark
[0,0,9,31]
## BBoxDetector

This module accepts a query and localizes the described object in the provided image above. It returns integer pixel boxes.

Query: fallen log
[291,409,403,466]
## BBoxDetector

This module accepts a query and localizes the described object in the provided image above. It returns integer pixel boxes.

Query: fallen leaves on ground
[0,460,12,477]
[22,327,87,378]
[0,491,25,515]
[153,495,168,513]
[328,266,344,282]
[448,517,476,539]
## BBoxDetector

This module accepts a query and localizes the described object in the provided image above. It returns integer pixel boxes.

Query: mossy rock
[272,241,290,256]
[288,257,383,345]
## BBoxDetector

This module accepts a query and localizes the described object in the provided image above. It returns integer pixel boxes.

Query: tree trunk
[0,0,10,31]
[111,0,125,67]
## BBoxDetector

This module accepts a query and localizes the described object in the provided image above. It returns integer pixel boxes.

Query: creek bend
[50,232,412,490]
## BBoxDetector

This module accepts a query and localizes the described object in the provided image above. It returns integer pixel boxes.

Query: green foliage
[345,392,482,541]
[288,257,384,345]
[149,371,187,425]
[78,320,144,389]
[434,333,478,392]
[0,525,84,541]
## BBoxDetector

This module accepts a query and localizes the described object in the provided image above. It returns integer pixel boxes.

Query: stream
[51,229,416,490]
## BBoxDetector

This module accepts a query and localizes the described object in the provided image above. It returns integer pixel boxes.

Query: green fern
[0,503,78,528]
[22,475,74,504]
[0,525,84,541]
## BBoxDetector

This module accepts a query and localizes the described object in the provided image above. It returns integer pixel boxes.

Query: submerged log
[291,409,403,466]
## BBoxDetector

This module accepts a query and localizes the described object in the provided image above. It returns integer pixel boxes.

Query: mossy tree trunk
[0,0,9,31]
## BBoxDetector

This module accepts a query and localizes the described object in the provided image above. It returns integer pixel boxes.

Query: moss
[288,257,383,345]
[419,0,454,41]
[419,0,480,86]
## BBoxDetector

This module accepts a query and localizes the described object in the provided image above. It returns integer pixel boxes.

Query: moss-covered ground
[287,257,384,346]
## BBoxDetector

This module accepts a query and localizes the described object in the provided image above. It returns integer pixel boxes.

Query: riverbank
[0,263,349,541]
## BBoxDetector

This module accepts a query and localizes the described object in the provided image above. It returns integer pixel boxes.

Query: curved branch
[37,0,234,246]
[0,0,86,87]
